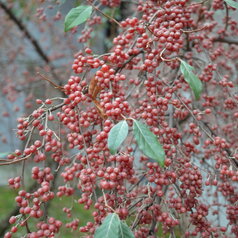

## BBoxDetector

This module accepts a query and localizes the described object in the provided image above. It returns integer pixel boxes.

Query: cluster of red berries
[8,176,21,189]
[4,0,238,237]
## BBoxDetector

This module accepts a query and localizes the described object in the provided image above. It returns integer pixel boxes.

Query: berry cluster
[3,0,238,237]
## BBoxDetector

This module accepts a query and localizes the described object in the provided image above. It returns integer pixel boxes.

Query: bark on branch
[0,1,50,64]
[0,1,62,85]
[214,37,238,45]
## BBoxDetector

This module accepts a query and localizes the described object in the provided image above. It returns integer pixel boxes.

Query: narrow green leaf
[118,222,135,238]
[180,60,203,100]
[64,5,92,32]
[224,0,238,8]
[108,120,129,155]
[133,120,165,167]
[95,213,120,238]
[0,152,10,158]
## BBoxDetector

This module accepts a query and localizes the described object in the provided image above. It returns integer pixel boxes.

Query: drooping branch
[0,161,59,236]
[0,181,38,237]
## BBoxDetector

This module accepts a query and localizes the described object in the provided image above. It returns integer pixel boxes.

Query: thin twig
[160,48,179,62]
[0,154,31,166]
[224,2,229,32]
[89,3,122,27]
[21,126,35,188]
[115,49,143,74]
[102,190,116,213]
[37,72,65,91]
[181,26,206,33]
[189,0,209,7]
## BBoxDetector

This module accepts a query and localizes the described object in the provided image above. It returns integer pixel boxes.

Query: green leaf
[95,213,135,238]
[180,60,203,100]
[133,120,165,167]
[95,213,120,238]
[118,222,135,238]
[0,152,10,158]
[224,0,238,8]
[108,120,129,155]
[64,5,92,32]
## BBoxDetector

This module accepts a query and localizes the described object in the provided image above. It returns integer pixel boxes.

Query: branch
[0,1,62,85]
[214,37,238,45]
[115,49,143,74]
[175,92,238,168]
[224,2,229,32]
[89,2,122,27]
[0,155,30,166]
[37,72,65,92]
[0,1,49,64]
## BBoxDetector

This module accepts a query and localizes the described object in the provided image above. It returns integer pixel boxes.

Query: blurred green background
[0,186,93,237]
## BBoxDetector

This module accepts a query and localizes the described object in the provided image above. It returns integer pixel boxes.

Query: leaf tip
[109,148,116,155]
